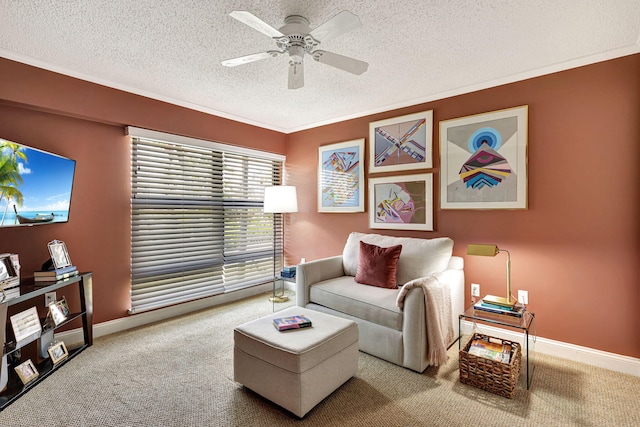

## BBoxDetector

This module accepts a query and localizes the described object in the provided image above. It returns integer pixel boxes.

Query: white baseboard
[55,284,271,347]
[460,320,639,377]
[57,292,639,378]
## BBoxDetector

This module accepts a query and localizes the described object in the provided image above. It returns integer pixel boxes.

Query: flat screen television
[0,137,76,228]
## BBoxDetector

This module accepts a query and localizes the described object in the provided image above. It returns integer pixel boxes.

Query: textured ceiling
[1,1,639,133]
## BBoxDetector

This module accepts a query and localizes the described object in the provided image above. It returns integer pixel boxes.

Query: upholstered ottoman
[234,306,359,417]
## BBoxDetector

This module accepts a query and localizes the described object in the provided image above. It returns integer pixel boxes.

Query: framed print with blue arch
[439,106,528,210]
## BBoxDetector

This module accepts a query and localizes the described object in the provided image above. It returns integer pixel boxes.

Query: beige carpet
[1,292,638,426]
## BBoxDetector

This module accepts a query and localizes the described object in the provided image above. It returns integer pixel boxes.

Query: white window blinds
[129,129,283,313]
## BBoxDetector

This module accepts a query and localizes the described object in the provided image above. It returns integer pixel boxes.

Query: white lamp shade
[263,186,298,213]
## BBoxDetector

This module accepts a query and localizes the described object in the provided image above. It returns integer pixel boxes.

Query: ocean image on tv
[0,138,76,227]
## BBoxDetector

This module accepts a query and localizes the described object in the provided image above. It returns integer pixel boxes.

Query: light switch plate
[471,283,480,297]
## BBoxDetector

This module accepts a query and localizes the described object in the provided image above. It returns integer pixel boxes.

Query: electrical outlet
[471,283,480,297]
[518,290,529,305]
[45,292,56,307]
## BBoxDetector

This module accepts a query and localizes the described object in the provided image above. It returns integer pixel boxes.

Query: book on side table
[474,301,525,318]
[273,315,312,331]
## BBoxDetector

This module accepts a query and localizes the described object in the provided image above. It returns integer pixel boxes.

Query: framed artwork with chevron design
[439,105,528,210]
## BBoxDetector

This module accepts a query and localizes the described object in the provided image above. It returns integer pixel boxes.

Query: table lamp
[467,243,517,308]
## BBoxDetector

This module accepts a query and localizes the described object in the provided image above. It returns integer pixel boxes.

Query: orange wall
[0,58,286,325]
[1,55,638,359]
[285,54,640,358]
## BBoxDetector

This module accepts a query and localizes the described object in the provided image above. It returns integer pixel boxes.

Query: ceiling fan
[221,10,369,89]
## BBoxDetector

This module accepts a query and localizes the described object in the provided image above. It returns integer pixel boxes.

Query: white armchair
[296,232,464,372]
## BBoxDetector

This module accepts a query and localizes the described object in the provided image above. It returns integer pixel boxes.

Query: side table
[459,305,536,389]
[271,276,295,312]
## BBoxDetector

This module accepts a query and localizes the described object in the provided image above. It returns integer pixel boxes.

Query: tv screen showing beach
[1,138,76,227]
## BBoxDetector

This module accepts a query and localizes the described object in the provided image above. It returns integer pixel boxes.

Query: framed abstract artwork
[439,105,528,209]
[369,110,433,173]
[318,139,365,212]
[368,173,433,231]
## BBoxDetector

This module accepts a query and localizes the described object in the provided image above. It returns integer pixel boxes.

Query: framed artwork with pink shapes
[368,173,433,231]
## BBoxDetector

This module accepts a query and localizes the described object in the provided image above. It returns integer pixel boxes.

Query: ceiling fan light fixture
[288,45,305,64]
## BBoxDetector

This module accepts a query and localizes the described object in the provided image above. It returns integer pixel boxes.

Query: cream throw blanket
[396,274,453,366]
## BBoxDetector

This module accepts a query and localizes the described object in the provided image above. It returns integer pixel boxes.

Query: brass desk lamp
[467,244,517,308]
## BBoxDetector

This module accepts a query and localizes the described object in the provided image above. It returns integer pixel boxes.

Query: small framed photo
[48,240,72,269]
[48,341,69,364]
[48,297,69,326]
[10,307,42,343]
[15,359,39,384]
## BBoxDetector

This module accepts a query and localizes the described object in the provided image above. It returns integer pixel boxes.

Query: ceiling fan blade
[221,51,279,67]
[312,50,368,75]
[288,63,304,89]
[309,10,362,43]
[229,11,284,38]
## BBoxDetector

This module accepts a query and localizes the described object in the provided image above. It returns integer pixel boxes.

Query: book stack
[474,300,525,318]
[272,314,312,331]
[280,265,296,279]
[34,265,79,282]
[467,337,513,363]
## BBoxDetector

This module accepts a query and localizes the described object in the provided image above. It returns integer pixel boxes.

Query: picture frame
[15,359,39,384]
[369,110,433,173]
[439,105,528,209]
[47,239,72,269]
[318,138,365,213]
[10,306,42,343]
[368,173,433,231]
[48,297,69,326]
[47,341,69,364]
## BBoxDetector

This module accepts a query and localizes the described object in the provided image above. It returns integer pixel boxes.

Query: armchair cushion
[309,278,403,330]
[355,241,402,288]
[343,232,454,285]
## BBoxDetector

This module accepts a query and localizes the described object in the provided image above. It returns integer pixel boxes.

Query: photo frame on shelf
[15,359,39,385]
[48,341,69,365]
[368,173,433,231]
[318,138,365,213]
[48,297,69,326]
[47,240,72,269]
[369,110,433,173]
[439,105,528,209]
[10,306,42,343]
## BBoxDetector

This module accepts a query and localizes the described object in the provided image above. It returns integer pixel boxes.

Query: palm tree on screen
[0,148,25,225]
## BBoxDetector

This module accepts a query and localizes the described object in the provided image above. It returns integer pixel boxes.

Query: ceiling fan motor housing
[279,15,311,36]
[276,15,320,63]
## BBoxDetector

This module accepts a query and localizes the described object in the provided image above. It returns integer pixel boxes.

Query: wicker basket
[459,333,521,399]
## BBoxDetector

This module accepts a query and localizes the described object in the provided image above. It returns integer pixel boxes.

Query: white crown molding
[0,49,287,133]
[3,46,639,135]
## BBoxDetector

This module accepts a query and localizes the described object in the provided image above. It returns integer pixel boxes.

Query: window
[128,128,284,313]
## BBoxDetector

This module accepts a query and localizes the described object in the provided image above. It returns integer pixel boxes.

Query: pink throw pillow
[355,241,402,288]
